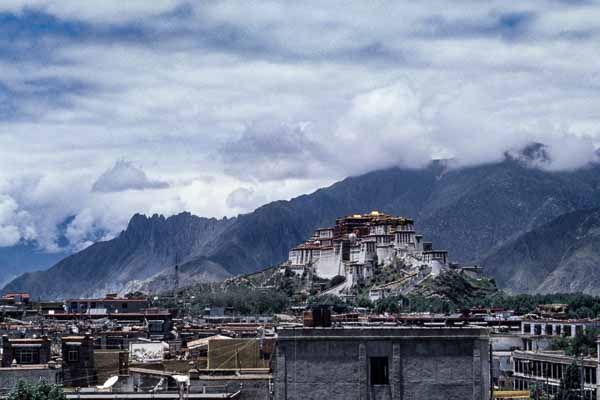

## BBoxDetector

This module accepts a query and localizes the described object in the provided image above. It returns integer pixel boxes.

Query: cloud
[226,187,267,212]
[220,121,331,181]
[0,194,35,247]
[1,1,600,255]
[92,161,169,193]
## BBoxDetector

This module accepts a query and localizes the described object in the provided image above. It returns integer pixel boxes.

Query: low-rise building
[512,350,597,400]
[274,325,491,400]
[65,294,148,314]
[1,336,51,367]
[62,335,97,388]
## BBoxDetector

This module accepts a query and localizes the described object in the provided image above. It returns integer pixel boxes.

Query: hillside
[482,207,600,294]
[5,156,600,299]
[0,244,65,288]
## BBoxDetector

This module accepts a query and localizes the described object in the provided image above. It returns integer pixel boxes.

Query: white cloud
[0,1,600,254]
[226,187,267,212]
[92,160,168,193]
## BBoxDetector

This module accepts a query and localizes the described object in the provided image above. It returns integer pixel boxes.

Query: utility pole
[580,353,584,400]
[545,363,549,400]
[489,342,493,400]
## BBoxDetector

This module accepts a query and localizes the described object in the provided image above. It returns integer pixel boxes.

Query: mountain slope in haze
[0,244,66,288]
[5,156,600,299]
[3,213,236,298]
[482,208,600,294]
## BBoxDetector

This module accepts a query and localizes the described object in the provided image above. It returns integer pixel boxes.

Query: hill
[482,207,600,294]
[5,156,600,299]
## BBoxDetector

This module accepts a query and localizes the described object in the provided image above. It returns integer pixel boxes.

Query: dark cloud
[92,161,168,193]
[220,122,329,181]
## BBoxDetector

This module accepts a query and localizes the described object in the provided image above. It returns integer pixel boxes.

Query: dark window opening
[16,349,37,364]
[370,357,389,385]
[68,349,79,362]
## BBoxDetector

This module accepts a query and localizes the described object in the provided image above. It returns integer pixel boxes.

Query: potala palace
[285,211,449,292]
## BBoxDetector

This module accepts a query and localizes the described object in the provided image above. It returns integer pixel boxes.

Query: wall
[208,339,267,370]
[0,367,62,394]
[274,327,490,400]
[192,375,270,400]
[94,350,128,385]
[62,336,96,388]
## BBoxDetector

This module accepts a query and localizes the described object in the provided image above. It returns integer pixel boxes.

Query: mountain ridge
[5,158,600,299]
[482,207,600,294]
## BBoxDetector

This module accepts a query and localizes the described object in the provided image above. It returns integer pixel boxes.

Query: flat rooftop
[277,326,489,340]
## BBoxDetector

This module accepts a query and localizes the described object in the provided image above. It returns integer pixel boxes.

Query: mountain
[0,215,102,289]
[5,156,600,299]
[0,244,66,289]
[482,207,600,294]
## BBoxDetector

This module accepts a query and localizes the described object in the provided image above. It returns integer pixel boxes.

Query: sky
[1,0,600,253]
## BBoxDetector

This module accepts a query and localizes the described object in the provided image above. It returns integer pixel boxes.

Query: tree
[551,328,598,357]
[374,295,404,314]
[357,295,373,309]
[555,362,582,400]
[329,275,346,288]
[8,380,66,400]
[307,294,345,307]
[125,291,145,299]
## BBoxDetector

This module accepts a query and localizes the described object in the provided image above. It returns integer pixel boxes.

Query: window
[17,349,34,364]
[68,349,79,362]
[122,303,128,309]
[149,321,164,333]
[370,357,389,385]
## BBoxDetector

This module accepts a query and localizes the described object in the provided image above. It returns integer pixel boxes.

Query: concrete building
[0,336,61,394]
[1,336,51,367]
[521,318,600,338]
[65,294,148,314]
[62,335,97,388]
[512,350,597,400]
[273,326,491,400]
[0,365,62,394]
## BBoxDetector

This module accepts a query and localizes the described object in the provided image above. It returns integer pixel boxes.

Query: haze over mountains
[4,150,600,299]
[483,207,600,295]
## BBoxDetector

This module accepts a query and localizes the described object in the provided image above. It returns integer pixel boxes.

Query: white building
[286,211,449,291]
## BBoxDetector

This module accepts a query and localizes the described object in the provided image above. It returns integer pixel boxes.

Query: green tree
[125,291,145,299]
[329,275,346,288]
[356,295,373,309]
[570,328,598,356]
[307,294,346,308]
[374,295,405,314]
[555,362,582,400]
[8,380,66,400]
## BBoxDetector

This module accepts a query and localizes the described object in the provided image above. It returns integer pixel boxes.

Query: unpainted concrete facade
[274,327,490,400]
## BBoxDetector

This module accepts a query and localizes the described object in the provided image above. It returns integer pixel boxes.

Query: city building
[62,335,97,388]
[0,335,61,393]
[273,325,490,400]
[1,336,51,367]
[512,350,597,400]
[65,293,148,314]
